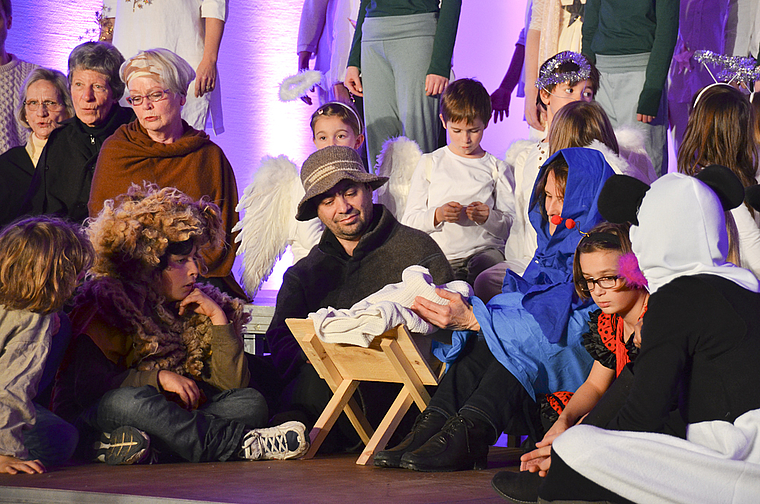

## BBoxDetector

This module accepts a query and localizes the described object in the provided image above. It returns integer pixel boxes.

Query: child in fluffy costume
[53,183,308,465]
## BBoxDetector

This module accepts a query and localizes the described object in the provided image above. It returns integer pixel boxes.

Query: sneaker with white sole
[240,421,309,460]
[95,426,151,465]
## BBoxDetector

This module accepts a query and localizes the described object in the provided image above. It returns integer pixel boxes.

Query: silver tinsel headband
[535,51,591,90]
[693,50,760,88]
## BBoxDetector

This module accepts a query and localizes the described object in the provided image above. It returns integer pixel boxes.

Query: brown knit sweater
[88,120,240,280]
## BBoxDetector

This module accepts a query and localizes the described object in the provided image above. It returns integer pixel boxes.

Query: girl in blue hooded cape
[373,147,615,473]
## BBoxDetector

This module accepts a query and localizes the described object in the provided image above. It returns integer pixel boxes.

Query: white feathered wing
[374,136,423,220]
[233,155,323,297]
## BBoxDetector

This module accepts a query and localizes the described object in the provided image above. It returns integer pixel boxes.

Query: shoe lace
[241,429,291,460]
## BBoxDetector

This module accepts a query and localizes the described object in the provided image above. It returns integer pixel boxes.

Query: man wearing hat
[265,146,454,451]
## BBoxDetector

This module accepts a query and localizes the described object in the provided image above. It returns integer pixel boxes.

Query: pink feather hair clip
[618,252,648,289]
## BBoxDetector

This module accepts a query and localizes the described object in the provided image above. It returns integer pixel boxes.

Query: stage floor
[0,447,523,504]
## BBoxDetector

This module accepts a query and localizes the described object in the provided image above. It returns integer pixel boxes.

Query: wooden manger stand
[285,319,443,465]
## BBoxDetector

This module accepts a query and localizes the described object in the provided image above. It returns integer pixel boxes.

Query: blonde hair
[0,216,93,314]
[548,101,619,155]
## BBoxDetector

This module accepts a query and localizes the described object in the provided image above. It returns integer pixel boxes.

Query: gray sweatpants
[594,53,669,177]
[360,13,442,171]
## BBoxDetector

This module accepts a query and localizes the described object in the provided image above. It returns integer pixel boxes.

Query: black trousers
[427,335,541,442]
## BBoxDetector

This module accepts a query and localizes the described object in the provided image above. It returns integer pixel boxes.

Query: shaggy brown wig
[88,183,225,282]
[80,183,245,378]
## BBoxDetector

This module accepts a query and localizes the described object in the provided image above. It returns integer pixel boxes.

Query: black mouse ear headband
[597,165,745,226]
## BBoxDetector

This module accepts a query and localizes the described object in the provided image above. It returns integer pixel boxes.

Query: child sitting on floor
[52,184,308,465]
[402,78,516,285]
[516,222,649,478]
[0,216,93,474]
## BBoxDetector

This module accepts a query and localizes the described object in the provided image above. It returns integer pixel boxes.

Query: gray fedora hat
[296,146,388,221]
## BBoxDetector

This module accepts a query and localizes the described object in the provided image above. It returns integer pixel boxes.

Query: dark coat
[266,204,454,383]
[19,104,134,223]
[0,145,35,227]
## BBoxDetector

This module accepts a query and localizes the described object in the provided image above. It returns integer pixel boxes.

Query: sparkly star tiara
[693,50,760,88]
[535,51,591,90]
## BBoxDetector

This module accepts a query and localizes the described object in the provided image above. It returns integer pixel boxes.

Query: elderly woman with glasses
[88,48,244,297]
[18,42,134,224]
[0,68,75,226]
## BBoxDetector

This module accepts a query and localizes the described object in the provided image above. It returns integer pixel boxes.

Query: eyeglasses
[581,275,620,293]
[24,100,65,111]
[126,89,171,106]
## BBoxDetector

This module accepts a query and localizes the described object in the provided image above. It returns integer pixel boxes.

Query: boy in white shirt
[402,78,516,285]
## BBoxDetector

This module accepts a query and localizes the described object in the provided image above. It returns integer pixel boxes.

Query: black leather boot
[373,409,447,468]
[398,414,493,472]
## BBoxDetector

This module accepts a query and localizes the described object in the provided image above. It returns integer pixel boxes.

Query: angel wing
[233,155,302,297]
[374,136,422,219]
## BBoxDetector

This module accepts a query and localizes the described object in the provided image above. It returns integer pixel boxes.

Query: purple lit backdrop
[8,0,526,289]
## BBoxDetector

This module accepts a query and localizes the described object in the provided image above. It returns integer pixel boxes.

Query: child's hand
[178,288,228,325]
[0,454,45,475]
[158,370,201,410]
[465,202,490,225]
[434,202,464,225]
[519,415,572,476]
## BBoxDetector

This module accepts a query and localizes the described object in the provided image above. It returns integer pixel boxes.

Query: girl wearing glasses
[88,48,244,298]
[516,221,648,478]
[0,68,73,226]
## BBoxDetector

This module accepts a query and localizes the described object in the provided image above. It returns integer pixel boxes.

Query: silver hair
[17,68,74,129]
[120,48,196,96]
[68,42,126,98]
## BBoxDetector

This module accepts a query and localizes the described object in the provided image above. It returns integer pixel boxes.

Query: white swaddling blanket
[308,265,473,347]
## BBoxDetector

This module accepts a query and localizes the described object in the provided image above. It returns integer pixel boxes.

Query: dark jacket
[266,204,454,382]
[20,104,134,223]
[0,145,35,227]
[608,275,760,435]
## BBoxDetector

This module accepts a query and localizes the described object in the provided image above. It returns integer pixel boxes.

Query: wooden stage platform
[0,447,523,504]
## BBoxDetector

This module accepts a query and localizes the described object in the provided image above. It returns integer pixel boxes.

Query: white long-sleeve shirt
[731,203,760,279]
[402,146,516,261]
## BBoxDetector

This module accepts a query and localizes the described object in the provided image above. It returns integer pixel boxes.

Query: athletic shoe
[95,426,151,465]
[240,421,309,460]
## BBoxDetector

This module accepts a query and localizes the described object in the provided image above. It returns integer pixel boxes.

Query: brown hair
[532,155,569,221]
[548,101,619,155]
[310,101,363,137]
[678,84,758,190]
[0,216,93,314]
[572,222,635,299]
[751,92,760,148]
[87,182,224,284]
[440,78,492,125]
[537,53,600,112]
